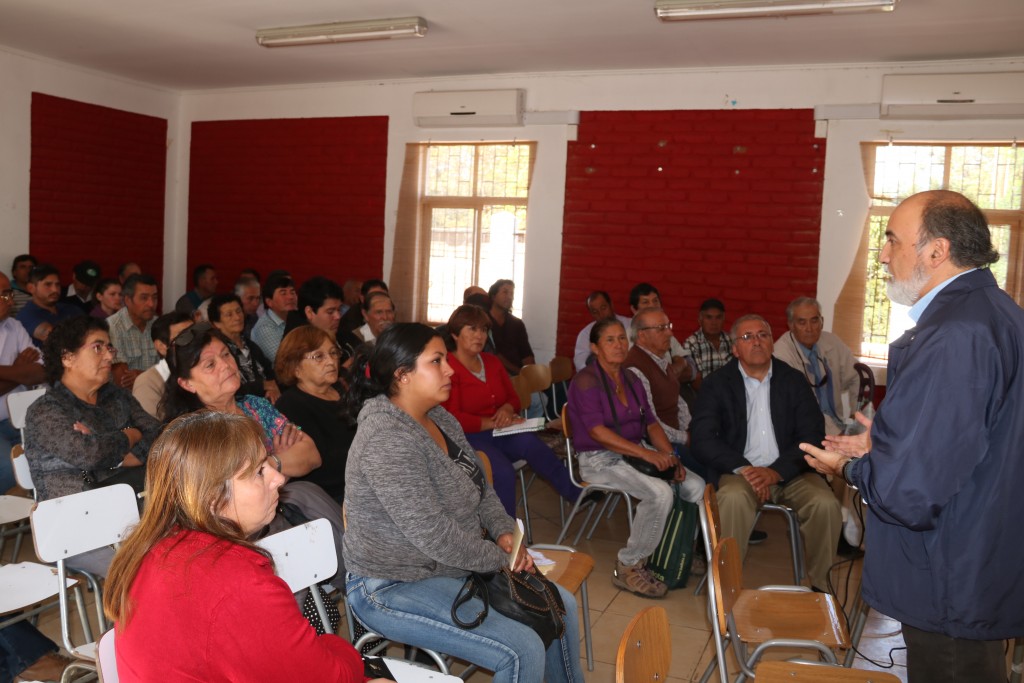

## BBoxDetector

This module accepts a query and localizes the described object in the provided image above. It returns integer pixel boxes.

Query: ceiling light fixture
[255,17,428,47]
[655,0,896,20]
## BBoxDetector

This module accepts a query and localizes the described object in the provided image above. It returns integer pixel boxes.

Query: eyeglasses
[639,322,673,333]
[304,348,342,364]
[0,290,14,302]
[81,341,117,357]
[172,322,211,347]
[736,331,772,343]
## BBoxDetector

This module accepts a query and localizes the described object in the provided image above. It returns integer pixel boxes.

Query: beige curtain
[832,143,878,354]
[388,144,429,323]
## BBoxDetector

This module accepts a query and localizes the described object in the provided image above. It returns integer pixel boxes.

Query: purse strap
[451,572,490,628]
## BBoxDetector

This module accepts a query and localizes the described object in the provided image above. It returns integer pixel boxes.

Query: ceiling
[0,0,1022,91]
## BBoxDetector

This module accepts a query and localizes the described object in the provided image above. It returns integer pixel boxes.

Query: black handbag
[451,566,567,648]
[597,365,675,481]
[82,465,147,510]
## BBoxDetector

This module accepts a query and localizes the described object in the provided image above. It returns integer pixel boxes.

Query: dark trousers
[902,623,1006,683]
[0,622,58,683]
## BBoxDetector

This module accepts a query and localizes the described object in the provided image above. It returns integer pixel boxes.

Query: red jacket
[116,529,365,682]
[443,352,520,433]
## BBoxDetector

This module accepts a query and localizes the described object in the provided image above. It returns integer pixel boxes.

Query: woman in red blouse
[442,304,580,516]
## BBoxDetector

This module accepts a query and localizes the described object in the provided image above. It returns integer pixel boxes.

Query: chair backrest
[853,363,875,411]
[476,450,494,486]
[32,484,140,563]
[549,356,574,384]
[702,484,722,551]
[97,629,119,683]
[256,518,338,594]
[510,374,532,413]
[710,537,743,634]
[519,363,552,395]
[7,387,45,430]
[11,445,35,495]
[755,660,900,682]
[615,606,671,683]
[560,405,585,486]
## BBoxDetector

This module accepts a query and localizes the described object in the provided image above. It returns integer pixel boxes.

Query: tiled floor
[1,479,917,681]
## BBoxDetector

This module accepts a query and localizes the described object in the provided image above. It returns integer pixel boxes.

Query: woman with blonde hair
[103,411,376,682]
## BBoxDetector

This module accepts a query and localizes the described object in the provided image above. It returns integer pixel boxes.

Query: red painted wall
[30,93,167,286]
[557,109,825,357]
[187,117,388,296]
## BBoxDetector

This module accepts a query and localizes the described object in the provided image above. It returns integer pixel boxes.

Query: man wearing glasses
[0,271,46,492]
[691,314,841,593]
[773,297,859,436]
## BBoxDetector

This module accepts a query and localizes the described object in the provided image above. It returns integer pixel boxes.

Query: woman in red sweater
[103,411,383,683]
[442,304,580,516]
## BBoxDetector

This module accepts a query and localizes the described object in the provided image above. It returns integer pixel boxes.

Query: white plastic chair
[10,446,35,497]
[0,448,33,561]
[31,484,141,683]
[256,517,338,633]
[97,628,119,683]
[6,387,46,437]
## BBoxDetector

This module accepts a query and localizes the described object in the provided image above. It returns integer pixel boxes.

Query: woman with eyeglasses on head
[159,322,320,478]
[343,323,583,683]
[274,326,355,504]
[103,411,382,683]
[23,316,160,575]
[207,292,281,404]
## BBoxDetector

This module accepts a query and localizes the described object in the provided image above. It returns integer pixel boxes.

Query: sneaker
[612,561,668,598]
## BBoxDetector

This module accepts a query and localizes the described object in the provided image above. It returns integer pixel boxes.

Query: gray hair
[629,307,663,344]
[731,314,772,339]
[234,277,260,297]
[785,297,821,325]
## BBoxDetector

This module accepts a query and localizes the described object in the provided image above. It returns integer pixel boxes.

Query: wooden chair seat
[732,590,848,647]
[755,660,900,682]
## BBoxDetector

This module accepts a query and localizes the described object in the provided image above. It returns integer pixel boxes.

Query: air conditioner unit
[413,90,524,128]
[881,73,1024,119]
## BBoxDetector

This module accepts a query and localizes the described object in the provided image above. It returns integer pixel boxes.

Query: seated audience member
[435,287,495,353]
[275,327,354,504]
[773,297,859,436]
[161,323,319,479]
[0,623,70,683]
[251,273,297,363]
[628,282,695,382]
[17,263,83,347]
[209,293,280,403]
[133,311,193,420]
[340,278,361,316]
[103,411,371,683]
[107,274,160,392]
[62,260,101,314]
[0,271,45,492]
[89,278,124,319]
[283,276,357,355]
[24,316,160,575]
[235,276,262,339]
[573,290,632,371]
[683,298,734,382]
[10,254,37,315]
[690,314,840,592]
[487,279,534,376]
[442,305,580,516]
[625,308,706,475]
[567,318,704,598]
[354,291,395,345]
[343,323,583,682]
[175,263,218,316]
[117,262,141,284]
[339,278,388,335]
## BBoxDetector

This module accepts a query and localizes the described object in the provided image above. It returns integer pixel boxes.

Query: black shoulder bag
[597,365,674,481]
[437,427,567,647]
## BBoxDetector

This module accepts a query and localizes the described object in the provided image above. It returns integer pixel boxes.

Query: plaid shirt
[683,329,734,377]
[107,306,158,371]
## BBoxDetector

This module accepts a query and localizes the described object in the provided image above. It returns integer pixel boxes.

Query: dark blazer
[690,357,824,486]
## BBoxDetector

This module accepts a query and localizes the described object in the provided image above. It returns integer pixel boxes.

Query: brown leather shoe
[14,651,74,683]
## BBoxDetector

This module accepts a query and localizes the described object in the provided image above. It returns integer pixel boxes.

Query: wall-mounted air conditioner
[413,89,524,128]
[881,73,1024,119]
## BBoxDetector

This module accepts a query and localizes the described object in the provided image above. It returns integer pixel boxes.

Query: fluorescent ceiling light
[256,17,428,47]
[655,0,896,20]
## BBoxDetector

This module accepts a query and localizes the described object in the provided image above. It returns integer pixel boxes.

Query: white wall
[2,44,1022,361]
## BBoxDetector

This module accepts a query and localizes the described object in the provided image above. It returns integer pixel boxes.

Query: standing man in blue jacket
[802,190,1024,683]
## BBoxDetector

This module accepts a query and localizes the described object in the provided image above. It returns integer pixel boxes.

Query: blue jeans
[0,622,58,683]
[346,573,583,683]
[0,419,20,493]
[467,431,579,516]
